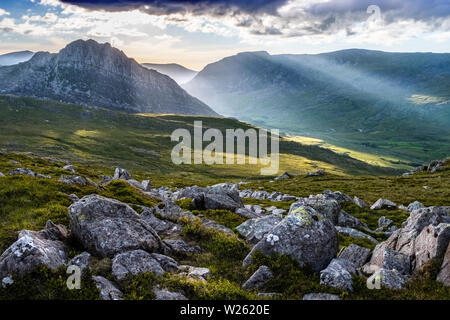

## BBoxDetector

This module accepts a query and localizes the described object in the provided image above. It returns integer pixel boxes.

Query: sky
[0,0,449,70]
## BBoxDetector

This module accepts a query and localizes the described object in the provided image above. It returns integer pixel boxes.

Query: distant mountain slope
[0,40,217,116]
[0,50,34,66]
[142,63,197,84]
[184,50,450,162]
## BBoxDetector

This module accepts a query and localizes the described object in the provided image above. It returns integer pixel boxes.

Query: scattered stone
[257,292,283,298]
[200,217,234,235]
[69,252,91,271]
[69,194,79,202]
[353,196,367,208]
[179,266,211,281]
[335,226,379,244]
[69,195,165,258]
[378,216,393,229]
[60,175,87,186]
[370,268,409,289]
[338,211,368,229]
[427,160,445,173]
[92,276,123,300]
[397,204,408,211]
[338,244,371,268]
[320,258,356,291]
[112,250,164,281]
[142,208,183,236]
[164,239,201,256]
[0,225,68,279]
[141,180,152,192]
[1,276,13,288]
[235,208,264,219]
[9,168,36,177]
[8,160,21,165]
[303,293,341,300]
[423,186,430,190]
[192,187,244,212]
[407,201,425,212]
[323,190,352,203]
[370,198,396,210]
[274,172,294,181]
[153,200,194,221]
[245,204,265,215]
[236,214,283,245]
[113,167,132,180]
[437,243,450,286]
[153,287,187,300]
[242,265,273,290]
[243,206,338,272]
[62,164,75,173]
[151,253,179,273]
[307,169,325,176]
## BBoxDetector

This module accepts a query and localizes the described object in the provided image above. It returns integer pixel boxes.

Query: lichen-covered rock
[192,187,244,212]
[151,253,179,273]
[307,169,325,176]
[335,226,378,244]
[179,265,211,281]
[242,265,273,290]
[414,223,450,271]
[164,239,201,256]
[338,244,371,268]
[9,168,37,177]
[407,201,425,212]
[236,214,283,245]
[320,258,356,291]
[323,190,352,203]
[290,195,341,225]
[0,225,68,278]
[243,206,338,272]
[338,211,368,229]
[369,246,411,275]
[112,250,164,281]
[378,216,393,229]
[353,196,367,208]
[92,276,123,300]
[62,164,75,173]
[370,268,409,289]
[153,200,195,221]
[69,252,91,271]
[69,195,165,258]
[427,160,445,173]
[370,198,396,210]
[153,287,187,300]
[60,175,87,186]
[142,207,183,236]
[303,293,341,300]
[113,167,132,180]
[274,172,294,181]
[437,243,450,286]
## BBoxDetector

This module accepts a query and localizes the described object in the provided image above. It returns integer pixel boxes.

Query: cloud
[0,8,10,16]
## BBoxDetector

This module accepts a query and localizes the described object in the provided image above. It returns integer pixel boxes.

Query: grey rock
[69,195,164,258]
[40,220,69,241]
[60,175,87,186]
[0,225,68,279]
[192,187,244,212]
[427,160,445,173]
[62,164,75,173]
[92,276,123,300]
[126,179,145,190]
[235,207,264,219]
[291,195,341,225]
[369,245,411,275]
[9,168,36,177]
[338,211,368,229]
[272,208,286,215]
[370,268,409,289]
[245,204,265,215]
[69,252,91,271]
[153,287,187,300]
[112,250,164,281]
[338,244,371,268]
[323,190,352,203]
[151,253,179,272]
[0,172,4,177]
[335,226,379,244]
[153,200,194,222]
[141,180,152,192]
[164,239,201,256]
[414,223,450,271]
[407,201,425,212]
[370,198,397,210]
[113,167,131,180]
[8,160,21,165]
[200,217,234,235]
[243,206,338,272]
[378,216,393,229]
[303,293,341,300]
[320,258,356,291]
[242,265,273,290]
[353,196,367,208]
[69,194,79,202]
[1,276,14,288]
[142,208,183,236]
[274,172,294,181]
[236,214,283,245]
[185,266,211,280]
[437,242,450,286]
[307,169,325,176]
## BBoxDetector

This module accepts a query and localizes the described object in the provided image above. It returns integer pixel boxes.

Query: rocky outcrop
[69,195,165,258]
[242,265,273,290]
[414,223,450,271]
[179,266,211,281]
[112,250,165,281]
[320,258,356,291]
[407,201,425,212]
[151,253,179,273]
[243,206,338,272]
[236,214,283,245]
[338,244,371,268]
[192,186,244,212]
[0,221,68,279]
[291,195,341,225]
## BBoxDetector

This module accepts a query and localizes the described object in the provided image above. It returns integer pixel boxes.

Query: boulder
[68,252,91,271]
[245,204,264,215]
[153,287,187,300]
[235,208,264,219]
[164,239,201,256]
[192,187,244,212]
[370,268,409,289]
[242,265,273,290]
[378,216,393,229]
[335,226,378,244]
[69,195,165,258]
[338,211,368,229]
[414,223,450,271]
[60,175,87,186]
[0,224,68,279]
[291,195,341,225]
[243,206,338,272]
[153,200,194,222]
[307,169,325,176]
[437,243,450,286]
[323,190,352,203]
[179,266,211,281]
[370,198,396,210]
[353,196,367,208]
[112,250,164,281]
[274,172,294,181]
[303,293,341,300]
[62,164,75,173]
[320,258,356,291]
[142,210,182,236]
[141,180,152,192]
[151,253,179,273]
[9,168,36,177]
[407,201,425,212]
[427,160,445,173]
[236,214,283,245]
[92,276,123,300]
[69,194,80,202]
[113,167,131,180]
[338,244,371,268]
[200,217,234,235]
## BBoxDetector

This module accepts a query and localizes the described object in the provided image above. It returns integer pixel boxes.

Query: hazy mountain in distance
[0,50,34,66]
[0,39,217,116]
[184,49,450,162]
[142,63,198,84]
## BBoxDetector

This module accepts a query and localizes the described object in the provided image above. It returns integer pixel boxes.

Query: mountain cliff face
[142,63,198,84]
[0,40,217,116]
[184,50,450,162]
[0,50,34,66]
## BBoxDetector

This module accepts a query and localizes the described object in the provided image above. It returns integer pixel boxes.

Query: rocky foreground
[0,163,449,300]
